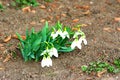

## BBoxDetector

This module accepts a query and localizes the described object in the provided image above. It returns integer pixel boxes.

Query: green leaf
[107,66,115,73]
[25,29,29,40]
[114,59,120,67]
[58,47,73,52]
[32,38,41,51]
[113,69,120,73]
[56,21,62,29]
[41,21,48,41]
[15,0,21,3]
[10,1,16,7]
[35,51,41,61]
[16,32,23,41]
[16,32,25,47]
[81,65,88,72]
[30,53,35,59]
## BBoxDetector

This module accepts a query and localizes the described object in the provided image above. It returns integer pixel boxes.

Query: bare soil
[0,0,120,80]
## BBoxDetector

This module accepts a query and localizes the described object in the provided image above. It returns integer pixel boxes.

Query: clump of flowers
[17,21,87,67]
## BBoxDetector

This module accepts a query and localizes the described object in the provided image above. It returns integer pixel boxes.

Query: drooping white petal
[51,32,58,39]
[79,37,87,45]
[71,39,82,49]
[41,57,47,67]
[62,31,70,39]
[46,57,52,67]
[41,56,52,67]
[78,38,82,44]
[71,39,78,49]
[56,29,63,36]
[41,50,47,56]
[83,38,87,45]
[76,42,82,49]
[73,32,80,38]
[56,29,67,39]
[49,48,58,57]
[41,49,50,56]
[52,48,58,57]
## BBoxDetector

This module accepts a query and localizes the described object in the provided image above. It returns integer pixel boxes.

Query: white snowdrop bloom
[61,31,70,39]
[56,29,70,39]
[41,48,58,58]
[56,29,62,35]
[56,29,63,37]
[41,56,52,67]
[41,57,47,67]
[71,39,82,49]
[73,32,81,38]
[79,37,87,45]
[51,32,58,39]
[49,47,58,57]
[41,49,48,56]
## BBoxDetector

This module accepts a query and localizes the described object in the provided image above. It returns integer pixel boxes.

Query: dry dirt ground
[0,0,120,80]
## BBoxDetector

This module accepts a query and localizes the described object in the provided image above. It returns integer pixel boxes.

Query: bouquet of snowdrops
[17,21,87,67]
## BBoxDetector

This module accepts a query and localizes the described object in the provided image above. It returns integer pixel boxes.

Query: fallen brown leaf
[0,33,2,36]
[75,5,90,10]
[40,19,46,23]
[3,54,11,63]
[97,70,107,77]
[72,27,80,31]
[31,10,36,13]
[30,21,36,25]
[48,16,53,20]
[21,36,26,40]
[86,77,92,80]
[61,13,67,17]
[22,6,31,12]
[0,67,5,70]
[114,17,120,22]
[50,3,58,8]
[83,10,90,15]
[69,66,76,70]
[0,54,2,59]
[81,24,88,27]
[48,8,52,12]
[105,0,112,5]
[73,19,79,23]
[116,27,120,32]
[0,44,4,47]
[117,0,120,3]
[12,34,26,40]
[103,27,112,32]
[4,35,11,43]
[0,46,5,51]
[40,5,46,9]
[56,15,60,20]
[48,20,51,23]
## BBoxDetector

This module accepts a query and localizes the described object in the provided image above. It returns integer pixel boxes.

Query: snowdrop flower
[41,56,52,67]
[79,37,87,45]
[61,31,70,39]
[41,49,49,56]
[73,32,81,38]
[73,31,85,38]
[49,47,58,57]
[56,29,63,37]
[51,32,58,39]
[56,29,70,39]
[41,47,58,58]
[71,38,82,49]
